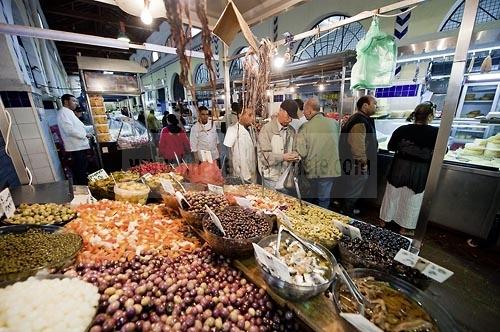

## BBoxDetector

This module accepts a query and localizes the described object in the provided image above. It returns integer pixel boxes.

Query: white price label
[333,220,362,240]
[175,191,190,209]
[252,243,291,282]
[102,146,109,153]
[160,179,175,195]
[200,150,213,163]
[87,169,109,181]
[141,173,153,181]
[340,313,383,332]
[274,209,293,229]
[205,205,225,236]
[394,249,454,283]
[0,188,16,218]
[234,196,252,208]
[207,184,224,195]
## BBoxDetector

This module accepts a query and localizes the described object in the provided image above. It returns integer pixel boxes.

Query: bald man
[295,98,341,208]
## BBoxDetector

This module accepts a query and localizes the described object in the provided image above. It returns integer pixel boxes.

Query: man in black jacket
[338,95,378,216]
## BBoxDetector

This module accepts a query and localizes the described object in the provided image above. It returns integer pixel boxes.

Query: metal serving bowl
[331,268,458,331]
[254,233,336,301]
[202,208,273,259]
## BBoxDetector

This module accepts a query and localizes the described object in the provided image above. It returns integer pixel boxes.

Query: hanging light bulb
[318,83,325,91]
[117,21,130,42]
[141,0,153,25]
[287,77,297,93]
[273,55,285,69]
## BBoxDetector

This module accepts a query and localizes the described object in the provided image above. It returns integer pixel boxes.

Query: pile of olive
[184,192,228,219]
[203,207,271,239]
[0,229,82,277]
[6,203,76,225]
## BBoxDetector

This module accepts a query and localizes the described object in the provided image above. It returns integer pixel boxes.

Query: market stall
[77,56,153,172]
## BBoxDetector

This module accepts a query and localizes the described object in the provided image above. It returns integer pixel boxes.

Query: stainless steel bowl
[332,268,458,331]
[255,233,336,301]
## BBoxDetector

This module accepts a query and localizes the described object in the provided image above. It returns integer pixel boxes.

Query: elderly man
[295,98,341,208]
[258,100,300,190]
[339,95,379,216]
[190,106,221,164]
[223,108,257,183]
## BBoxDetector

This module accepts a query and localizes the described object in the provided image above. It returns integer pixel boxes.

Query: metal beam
[275,0,426,46]
[411,0,480,252]
[44,10,157,32]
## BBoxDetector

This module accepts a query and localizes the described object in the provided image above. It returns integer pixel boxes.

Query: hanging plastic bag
[351,17,397,90]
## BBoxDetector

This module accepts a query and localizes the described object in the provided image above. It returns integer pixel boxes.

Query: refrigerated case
[456,82,500,119]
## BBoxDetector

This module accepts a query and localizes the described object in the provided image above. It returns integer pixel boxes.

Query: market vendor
[223,108,257,183]
[258,99,300,190]
[190,106,221,165]
[57,94,93,185]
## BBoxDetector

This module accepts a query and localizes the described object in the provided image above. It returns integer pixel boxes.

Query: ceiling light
[287,79,297,93]
[316,76,327,91]
[273,55,285,69]
[318,83,325,91]
[467,72,500,82]
[141,0,153,25]
[117,21,130,42]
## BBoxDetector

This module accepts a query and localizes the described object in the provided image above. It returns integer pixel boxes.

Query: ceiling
[39,0,163,74]
[40,0,309,74]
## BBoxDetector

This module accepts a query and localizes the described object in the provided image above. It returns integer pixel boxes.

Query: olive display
[6,203,76,225]
[203,207,271,239]
[0,229,82,277]
[339,221,427,287]
[184,192,229,219]
[284,205,342,249]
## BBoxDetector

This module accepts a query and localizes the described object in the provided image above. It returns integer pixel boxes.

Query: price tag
[160,179,175,195]
[394,249,454,283]
[274,209,293,229]
[200,150,213,163]
[333,220,362,240]
[88,169,109,182]
[141,173,153,181]
[174,152,181,166]
[102,147,109,153]
[207,184,224,195]
[252,243,291,282]
[234,196,252,208]
[339,313,383,332]
[0,188,16,218]
[205,205,225,236]
[175,191,190,210]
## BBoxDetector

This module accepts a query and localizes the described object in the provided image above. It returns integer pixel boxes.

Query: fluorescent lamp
[103,71,114,75]
[467,73,500,82]
[117,31,130,43]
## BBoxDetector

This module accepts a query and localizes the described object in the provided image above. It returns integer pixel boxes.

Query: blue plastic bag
[351,17,397,90]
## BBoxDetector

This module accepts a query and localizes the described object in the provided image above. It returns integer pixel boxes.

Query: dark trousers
[71,149,89,185]
[341,174,368,216]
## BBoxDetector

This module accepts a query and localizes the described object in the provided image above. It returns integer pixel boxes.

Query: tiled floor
[353,208,500,332]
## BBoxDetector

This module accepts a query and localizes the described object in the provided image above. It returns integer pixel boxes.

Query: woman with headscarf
[379,102,439,235]
[159,114,191,163]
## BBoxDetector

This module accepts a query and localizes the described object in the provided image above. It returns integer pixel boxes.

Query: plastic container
[331,268,458,331]
[114,182,150,204]
[202,209,273,258]
[0,225,82,284]
[93,115,108,125]
[95,124,110,134]
[255,233,336,301]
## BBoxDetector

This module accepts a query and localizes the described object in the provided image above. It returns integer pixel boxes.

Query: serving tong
[334,264,368,316]
[274,225,330,264]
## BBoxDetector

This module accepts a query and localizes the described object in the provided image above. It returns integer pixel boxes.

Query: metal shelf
[464,100,494,103]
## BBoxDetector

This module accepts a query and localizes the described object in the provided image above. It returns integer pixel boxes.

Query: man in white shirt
[190,106,220,165]
[57,94,92,185]
[290,98,308,131]
[223,108,257,183]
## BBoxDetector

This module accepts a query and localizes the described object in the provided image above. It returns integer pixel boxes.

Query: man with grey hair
[295,98,341,208]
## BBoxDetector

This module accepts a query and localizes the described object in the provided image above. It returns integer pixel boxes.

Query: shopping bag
[275,164,292,190]
[351,17,397,89]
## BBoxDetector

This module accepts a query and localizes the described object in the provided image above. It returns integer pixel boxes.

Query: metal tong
[335,264,368,316]
[274,225,330,262]
[293,177,303,215]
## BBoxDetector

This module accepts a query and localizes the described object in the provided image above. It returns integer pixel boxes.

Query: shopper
[190,106,221,165]
[147,109,161,133]
[137,110,146,126]
[223,108,257,183]
[290,98,308,131]
[380,102,439,235]
[295,98,341,208]
[339,95,378,216]
[57,94,93,185]
[159,114,191,163]
[258,100,300,190]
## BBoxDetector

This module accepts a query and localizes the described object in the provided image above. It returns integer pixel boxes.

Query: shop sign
[0,188,15,218]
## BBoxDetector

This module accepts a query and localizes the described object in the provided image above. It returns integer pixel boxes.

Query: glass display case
[108,115,149,149]
[456,82,500,119]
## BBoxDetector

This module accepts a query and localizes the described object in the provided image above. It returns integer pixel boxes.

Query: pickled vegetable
[6,203,76,225]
